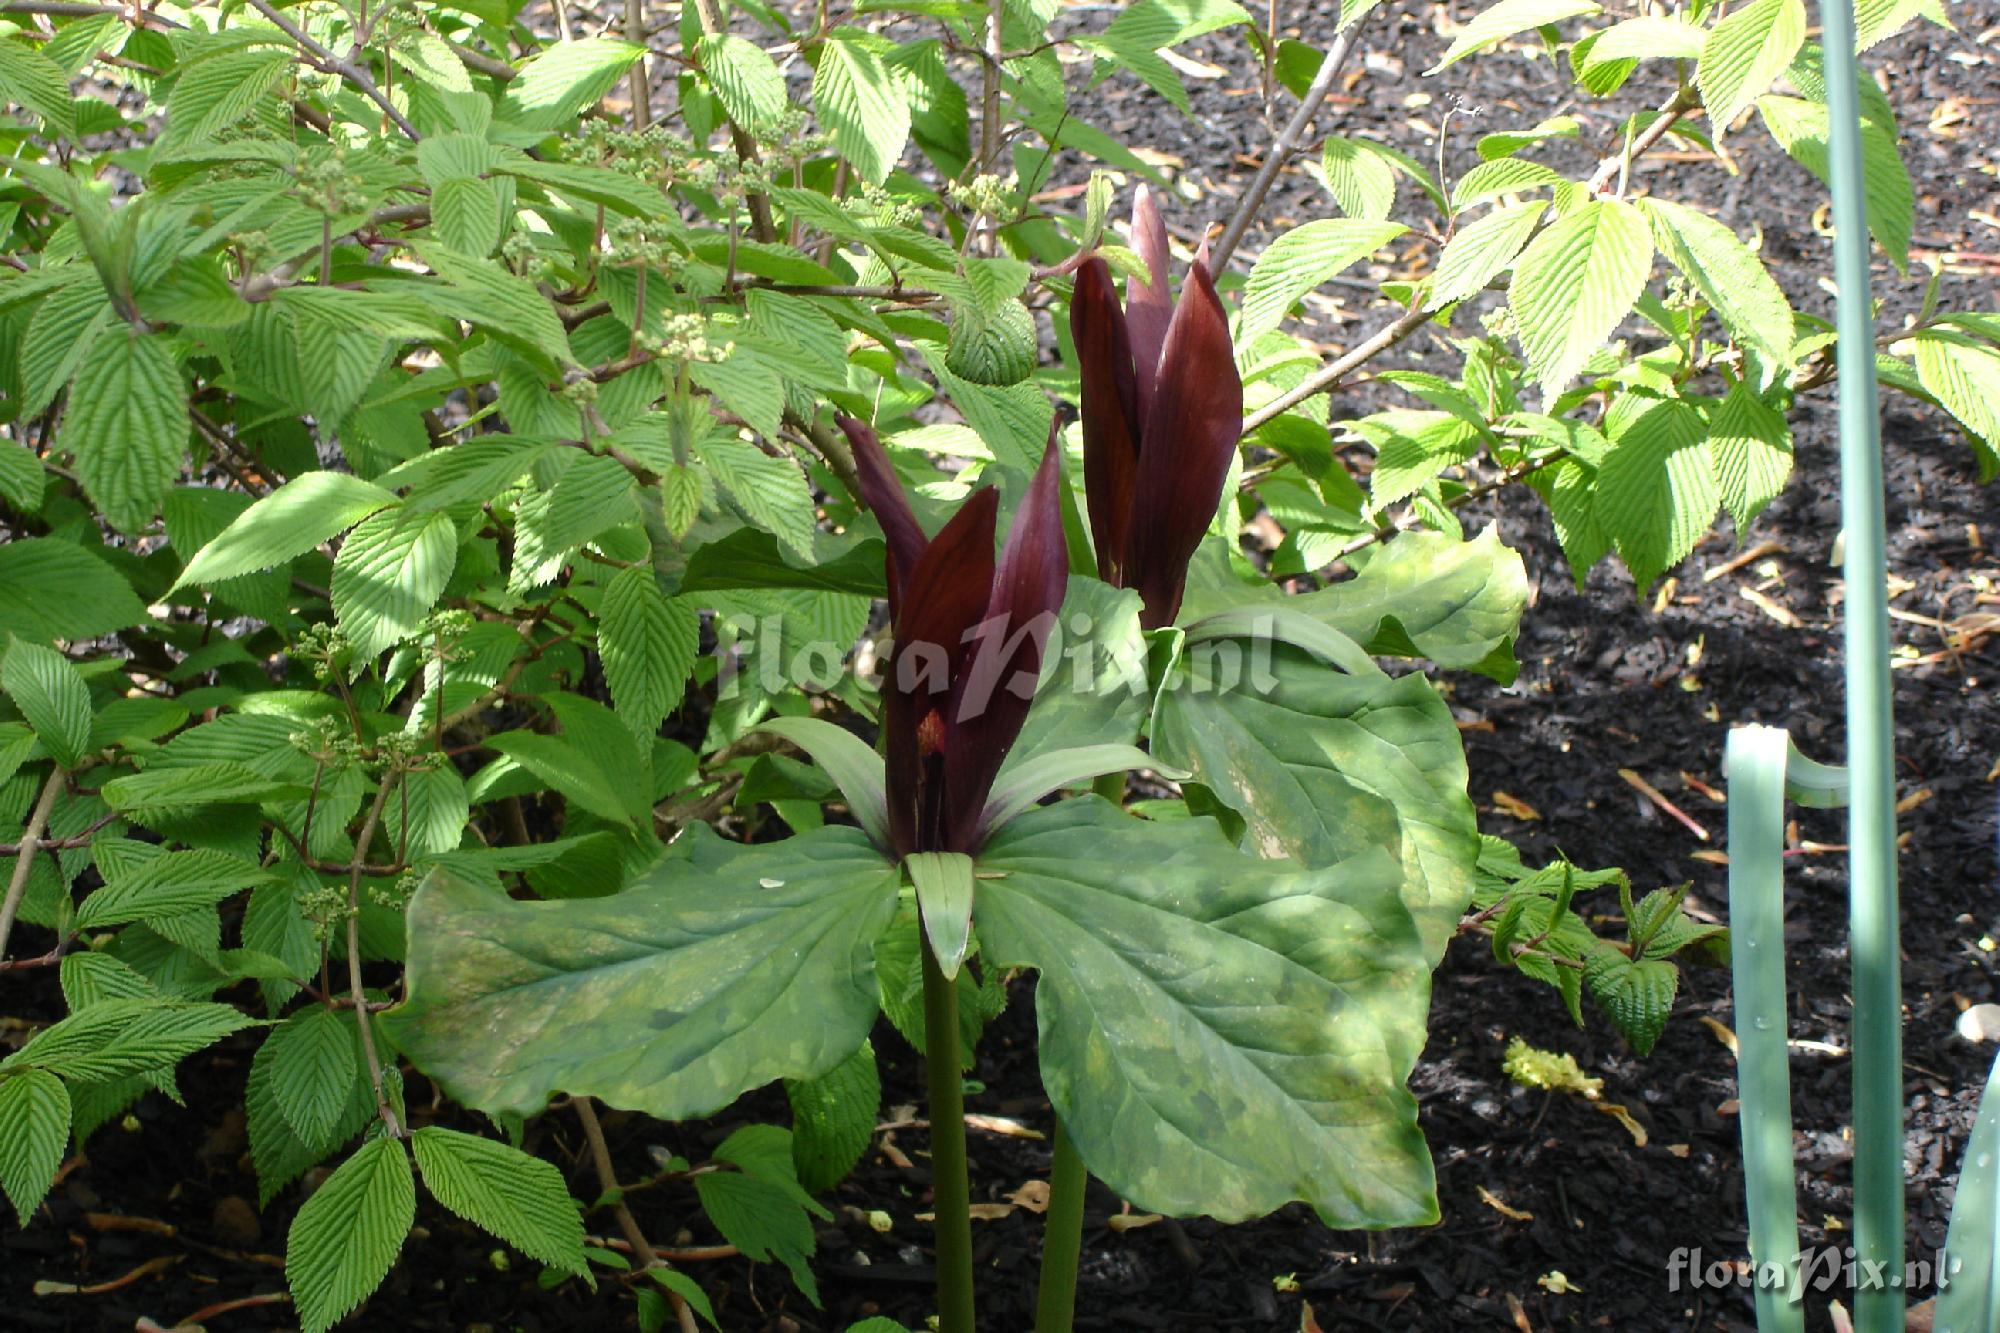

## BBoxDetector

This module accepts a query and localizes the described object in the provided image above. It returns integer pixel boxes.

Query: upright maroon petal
[883,488,998,853]
[941,426,1068,851]
[838,415,928,615]
[1123,261,1243,631]
[1069,257,1143,585]
[1125,185,1175,423]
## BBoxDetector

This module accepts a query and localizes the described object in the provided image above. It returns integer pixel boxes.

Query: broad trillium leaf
[385,826,900,1120]
[1149,621,1478,965]
[1177,529,1530,683]
[973,800,1436,1227]
[996,577,1151,777]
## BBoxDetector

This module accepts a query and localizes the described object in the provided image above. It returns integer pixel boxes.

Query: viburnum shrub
[0,0,1994,1329]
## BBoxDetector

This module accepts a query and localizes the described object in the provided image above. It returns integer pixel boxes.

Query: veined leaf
[1429,0,1601,71]
[1640,198,1794,371]
[1508,198,1652,397]
[286,1137,415,1333]
[411,1127,587,1275]
[1150,624,1478,962]
[0,1070,69,1227]
[1428,202,1544,309]
[1586,15,1705,64]
[1707,379,1793,527]
[173,472,398,590]
[2,999,258,1083]
[2,639,90,768]
[0,540,145,645]
[1239,219,1409,343]
[812,34,912,185]
[482,730,633,827]
[974,800,1436,1225]
[430,176,503,257]
[1698,0,1807,133]
[386,828,901,1120]
[786,1040,879,1194]
[63,326,186,533]
[265,1007,364,1150]
[700,33,790,130]
[1756,93,1913,269]
[0,39,77,139]
[75,849,276,929]
[499,39,644,133]
[1911,332,2000,481]
[1319,138,1399,222]
[332,507,459,660]
[1594,397,1716,589]
[695,437,817,562]
[599,566,699,738]
[102,762,309,811]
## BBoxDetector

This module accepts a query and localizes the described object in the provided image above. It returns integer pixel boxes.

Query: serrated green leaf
[286,1137,415,1333]
[63,326,186,534]
[266,1007,363,1150]
[0,1070,69,1227]
[1911,332,2000,481]
[1586,15,1706,65]
[694,1167,820,1300]
[160,49,290,150]
[75,849,275,928]
[813,35,911,186]
[599,566,698,738]
[1451,158,1563,211]
[332,507,459,660]
[1508,197,1652,396]
[974,800,1436,1225]
[0,539,145,645]
[412,1127,587,1275]
[0,440,44,512]
[247,1020,373,1205]
[786,1040,879,1194]
[1640,197,1794,370]
[19,271,112,417]
[1473,114,1581,161]
[481,730,633,827]
[1583,947,1678,1055]
[385,831,900,1120]
[102,762,309,812]
[1429,0,1601,71]
[1240,219,1408,343]
[945,296,1037,387]
[60,952,160,1010]
[1756,93,1913,269]
[3,998,257,1083]
[430,176,503,257]
[0,38,76,138]
[420,244,574,369]
[1428,202,1544,311]
[700,33,790,130]
[1708,379,1793,527]
[1594,397,1716,589]
[500,39,644,133]
[1319,137,1399,222]
[2,640,89,768]
[173,472,397,590]
[696,437,817,562]
[1698,0,1806,133]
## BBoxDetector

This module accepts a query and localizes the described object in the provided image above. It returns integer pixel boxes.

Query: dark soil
[7,2,2000,1331]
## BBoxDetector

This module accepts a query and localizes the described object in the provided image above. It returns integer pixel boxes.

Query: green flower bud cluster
[295,146,373,215]
[368,871,422,911]
[948,174,1013,218]
[294,623,355,683]
[296,880,353,942]
[606,217,675,268]
[638,312,732,364]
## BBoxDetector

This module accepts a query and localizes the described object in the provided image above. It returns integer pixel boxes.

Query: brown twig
[1585,87,1698,196]
[0,766,66,964]
[1241,301,1434,434]
[246,0,421,140]
[345,771,405,1136]
[573,1098,699,1333]
[1211,16,1371,272]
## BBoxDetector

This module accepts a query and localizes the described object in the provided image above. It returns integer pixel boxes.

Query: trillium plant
[6,0,1999,1328]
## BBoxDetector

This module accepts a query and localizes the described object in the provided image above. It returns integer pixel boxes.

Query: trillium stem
[1034,1119,1088,1332]
[920,938,976,1333]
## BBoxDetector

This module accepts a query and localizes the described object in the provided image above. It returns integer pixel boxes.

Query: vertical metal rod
[1814,3,1904,1327]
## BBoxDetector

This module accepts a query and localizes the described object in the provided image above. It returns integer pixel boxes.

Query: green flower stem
[1034,1118,1088,1332]
[921,937,976,1333]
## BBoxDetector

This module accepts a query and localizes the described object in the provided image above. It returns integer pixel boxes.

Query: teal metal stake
[1815,1,1904,1327]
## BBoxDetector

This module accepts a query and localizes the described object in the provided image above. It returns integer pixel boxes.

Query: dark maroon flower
[837,416,1068,856]
[1070,187,1244,630]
